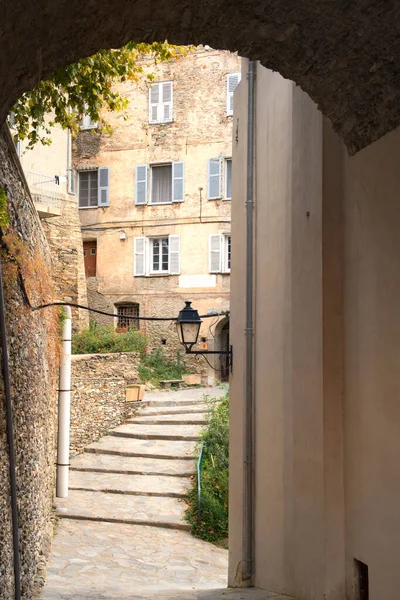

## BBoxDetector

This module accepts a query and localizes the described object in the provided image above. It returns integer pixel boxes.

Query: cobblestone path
[40,387,290,600]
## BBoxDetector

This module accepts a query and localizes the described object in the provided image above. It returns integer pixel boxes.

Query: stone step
[142,398,209,408]
[70,452,196,477]
[139,405,208,417]
[128,413,207,425]
[110,423,202,441]
[56,489,189,530]
[69,470,191,498]
[84,435,197,460]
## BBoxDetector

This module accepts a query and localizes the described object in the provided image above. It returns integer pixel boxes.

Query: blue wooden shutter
[98,167,110,206]
[172,162,184,202]
[135,165,148,204]
[208,158,222,199]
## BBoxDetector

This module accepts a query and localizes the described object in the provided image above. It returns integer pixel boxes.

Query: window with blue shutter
[98,167,110,206]
[208,158,222,200]
[149,82,173,124]
[135,165,148,205]
[172,162,184,202]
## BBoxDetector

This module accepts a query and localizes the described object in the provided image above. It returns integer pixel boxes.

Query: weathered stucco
[1,1,400,153]
[0,125,58,598]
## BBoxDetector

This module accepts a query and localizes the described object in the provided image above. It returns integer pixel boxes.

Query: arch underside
[1,0,400,154]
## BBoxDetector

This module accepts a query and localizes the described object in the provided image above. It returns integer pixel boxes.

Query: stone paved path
[41,386,291,600]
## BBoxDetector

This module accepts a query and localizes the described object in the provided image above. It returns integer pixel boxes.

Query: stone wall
[0,125,59,599]
[41,195,89,332]
[70,353,140,454]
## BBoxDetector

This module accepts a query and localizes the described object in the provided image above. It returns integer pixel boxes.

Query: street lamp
[176,301,233,371]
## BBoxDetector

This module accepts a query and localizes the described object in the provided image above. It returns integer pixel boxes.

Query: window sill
[79,206,99,210]
[148,201,173,206]
[208,197,222,201]
[148,272,171,277]
[149,120,174,126]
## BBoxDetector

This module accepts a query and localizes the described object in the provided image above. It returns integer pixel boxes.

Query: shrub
[185,392,229,543]
[137,346,191,387]
[72,322,147,355]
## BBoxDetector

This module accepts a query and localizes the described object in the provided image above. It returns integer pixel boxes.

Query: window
[225,158,232,199]
[135,162,184,204]
[208,158,222,200]
[80,104,97,130]
[78,168,110,208]
[226,72,241,116]
[117,304,139,329]
[149,82,173,124]
[209,233,231,273]
[134,235,180,276]
[152,165,172,204]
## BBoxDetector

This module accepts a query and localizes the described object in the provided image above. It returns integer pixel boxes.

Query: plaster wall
[230,61,400,599]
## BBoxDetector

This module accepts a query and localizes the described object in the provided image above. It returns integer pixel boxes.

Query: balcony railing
[25,170,63,216]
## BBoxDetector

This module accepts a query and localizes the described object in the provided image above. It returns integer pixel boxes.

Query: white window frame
[150,237,170,274]
[209,233,231,274]
[149,81,173,124]
[224,158,232,200]
[226,72,241,116]
[223,234,231,273]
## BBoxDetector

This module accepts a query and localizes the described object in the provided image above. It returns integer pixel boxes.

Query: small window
[79,171,98,208]
[90,248,96,255]
[227,73,241,116]
[151,237,169,273]
[149,82,173,124]
[83,249,87,257]
[225,158,232,199]
[151,165,172,204]
[225,235,231,272]
[209,233,231,273]
[117,304,139,329]
[80,104,97,130]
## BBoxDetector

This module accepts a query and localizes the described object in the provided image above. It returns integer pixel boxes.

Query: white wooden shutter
[168,235,180,275]
[135,165,148,204]
[162,82,173,122]
[227,73,241,116]
[208,158,222,199]
[209,234,222,273]
[98,167,110,206]
[134,237,146,276]
[172,162,184,202]
[149,84,160,123]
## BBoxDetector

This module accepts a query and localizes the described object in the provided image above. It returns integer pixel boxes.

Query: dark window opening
[117,304,140,329]
[355,559,369,600]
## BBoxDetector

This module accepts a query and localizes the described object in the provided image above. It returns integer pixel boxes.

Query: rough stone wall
[70,353,140,454]
[0,125,59,599]
[41,197,89,333]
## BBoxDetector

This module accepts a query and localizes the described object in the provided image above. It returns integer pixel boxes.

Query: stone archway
[1,0,400,154]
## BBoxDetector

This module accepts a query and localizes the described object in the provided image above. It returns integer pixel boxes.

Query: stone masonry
[0,125,59,599]
[70,353,141,454]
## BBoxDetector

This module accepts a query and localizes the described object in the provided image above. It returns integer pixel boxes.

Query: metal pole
[243,59,256,583]
[56,306,72,498]
[0,255,21,599]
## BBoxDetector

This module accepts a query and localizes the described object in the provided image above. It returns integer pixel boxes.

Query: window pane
[227,236,231,270]
[153,239,160,271]
[162,238,169,271]
[151,165,172,204]
[89,171,98,206]
[117,304,139,329]
[226,159,232,199]
[79,172,89,207]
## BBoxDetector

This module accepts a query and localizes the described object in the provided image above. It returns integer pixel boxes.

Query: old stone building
[73,48,240,380]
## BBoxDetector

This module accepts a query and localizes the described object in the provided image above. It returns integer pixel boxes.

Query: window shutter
[162,82,173,122]
[227,73,241,116]
[169,235,180,275]
[172,162,184,202]
[209,234,222,273]
[134,237,146,276]
[149,84,160,123]
[98,167,110,206]
[135,165,148,204]
[208,158,222,199]
[68,169,75,195]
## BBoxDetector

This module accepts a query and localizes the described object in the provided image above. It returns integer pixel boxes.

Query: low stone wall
[70,352,140,454]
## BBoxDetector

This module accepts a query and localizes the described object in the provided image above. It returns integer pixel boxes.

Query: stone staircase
[55,388,225,531]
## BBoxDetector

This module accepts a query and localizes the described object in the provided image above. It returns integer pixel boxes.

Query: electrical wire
[31,300,229,322]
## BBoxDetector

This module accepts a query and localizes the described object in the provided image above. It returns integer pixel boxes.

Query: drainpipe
[56,306,72,498]
[0,255,21,599]
[243,59,256,583]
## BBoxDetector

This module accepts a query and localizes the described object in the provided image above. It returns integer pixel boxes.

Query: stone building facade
[73,48,240,381]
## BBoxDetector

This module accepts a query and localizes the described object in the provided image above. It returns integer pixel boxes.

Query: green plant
[138,347,191,387]
[185,392,229,543]
[0,188,9,228]
[72,323,147,355]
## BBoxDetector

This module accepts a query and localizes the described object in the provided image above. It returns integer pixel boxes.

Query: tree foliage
[10,41,188,149]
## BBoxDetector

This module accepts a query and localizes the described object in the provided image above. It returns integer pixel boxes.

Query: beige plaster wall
[230,61,400,600]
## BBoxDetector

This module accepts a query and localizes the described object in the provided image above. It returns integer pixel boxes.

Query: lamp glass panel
[181,322,200,345]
